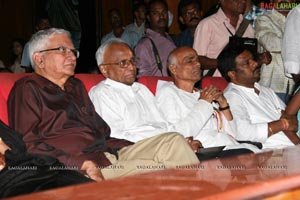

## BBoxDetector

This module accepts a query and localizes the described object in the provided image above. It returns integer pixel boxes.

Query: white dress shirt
[156,81,260,152]
[224,82,294,149]
[89,78,169,143]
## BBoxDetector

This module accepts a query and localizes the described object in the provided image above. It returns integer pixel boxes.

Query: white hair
[95,38,128,66]
[28,28,71,69]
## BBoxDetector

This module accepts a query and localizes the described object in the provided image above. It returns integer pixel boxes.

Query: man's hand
[0,138,10,171]
[81,160,104,182]
[258,51,272,66]
[186,137,203,152]
[200,85,222,103]
[280,113,298,132]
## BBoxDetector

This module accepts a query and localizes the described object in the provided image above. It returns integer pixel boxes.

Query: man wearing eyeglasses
[89,39,201,151]
[8,28,199,181]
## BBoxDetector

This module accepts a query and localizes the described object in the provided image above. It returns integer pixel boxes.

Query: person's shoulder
[223,83,243,96]
[14,74,37,86]
[156,81,176,96]
[89,79,110,96]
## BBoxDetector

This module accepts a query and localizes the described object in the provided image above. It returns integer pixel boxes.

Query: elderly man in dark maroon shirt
[7,28,199,181]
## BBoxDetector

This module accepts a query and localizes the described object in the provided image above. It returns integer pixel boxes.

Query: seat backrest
[74,73,105,92]
[0,73,29,125]
[201,76,228,91]
[0,73,105,126]
[138,76,173,95]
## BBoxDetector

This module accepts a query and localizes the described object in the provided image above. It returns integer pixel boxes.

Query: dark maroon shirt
[8,73,131,170]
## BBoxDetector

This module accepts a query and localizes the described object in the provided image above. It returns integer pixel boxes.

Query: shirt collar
[31,73,74,91]
[230,82,261,93]
[217,8,244,29]
[105,78,140,92]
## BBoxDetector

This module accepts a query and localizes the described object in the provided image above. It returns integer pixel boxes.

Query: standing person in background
[282,4,300,86]
[255,0,295,104]
[244,0,266,28]
[101,8,139,49]
[46,0,81,49]
[173,0,202,47]
[125,2,147,41]
[193,0,254,77]
[8,38,26,73]
[21,16,51,72]
[135,0,176,77]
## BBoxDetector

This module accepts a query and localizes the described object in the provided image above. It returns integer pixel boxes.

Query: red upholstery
[0,73,105,126]
[138,76,173,95]
[201,76,228,91]
[74,73,105,91]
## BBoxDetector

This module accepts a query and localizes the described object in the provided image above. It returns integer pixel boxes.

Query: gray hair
[95,38,128,66]
[167,50,178,68]
[28,28,71,69]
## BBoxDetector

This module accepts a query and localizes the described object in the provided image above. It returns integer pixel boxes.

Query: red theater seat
[201,76,228,91]
[138,76,173,95]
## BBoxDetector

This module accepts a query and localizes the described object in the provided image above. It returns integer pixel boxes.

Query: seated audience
[89,39,201,151]
[8,28,199,181]
[0,120,91,198]
[218,44,298,149]
[101,8,139,49]
[156,46,259,153]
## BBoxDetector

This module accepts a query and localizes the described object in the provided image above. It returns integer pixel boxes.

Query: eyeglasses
[38,46,80,58]
[101,58,136,68]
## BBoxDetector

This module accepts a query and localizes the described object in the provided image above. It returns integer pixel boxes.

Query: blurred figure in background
[21,16,51,72]
[125,1,147,41]
[8,38,26,73]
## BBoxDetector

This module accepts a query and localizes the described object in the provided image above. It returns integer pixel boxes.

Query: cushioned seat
[138,76,173,95]
[201,76,228,91]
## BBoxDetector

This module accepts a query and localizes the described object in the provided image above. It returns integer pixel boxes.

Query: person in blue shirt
[173,0,202,47]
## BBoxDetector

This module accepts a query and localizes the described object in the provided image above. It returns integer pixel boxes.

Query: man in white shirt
[156,46,259,153]
[218,44,299,149]
[89,39,201,152]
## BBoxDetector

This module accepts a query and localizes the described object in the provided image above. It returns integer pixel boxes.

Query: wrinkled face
[34,34,77,80]
[221,0,246,15]
[100,43,136,85]
[230,50,259,87]
[147,2,168,30]
[170,47,201,83]
[109,10,122,28]
[180,3,202,28]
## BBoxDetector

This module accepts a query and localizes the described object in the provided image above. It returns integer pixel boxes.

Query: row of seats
[0,73,228,125]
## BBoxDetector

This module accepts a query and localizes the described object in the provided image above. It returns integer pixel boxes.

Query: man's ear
[99,65,108,77]
[179,16,185,25]
[33,52,44,68]
[168,64,177,76]
[228,71,235,81]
